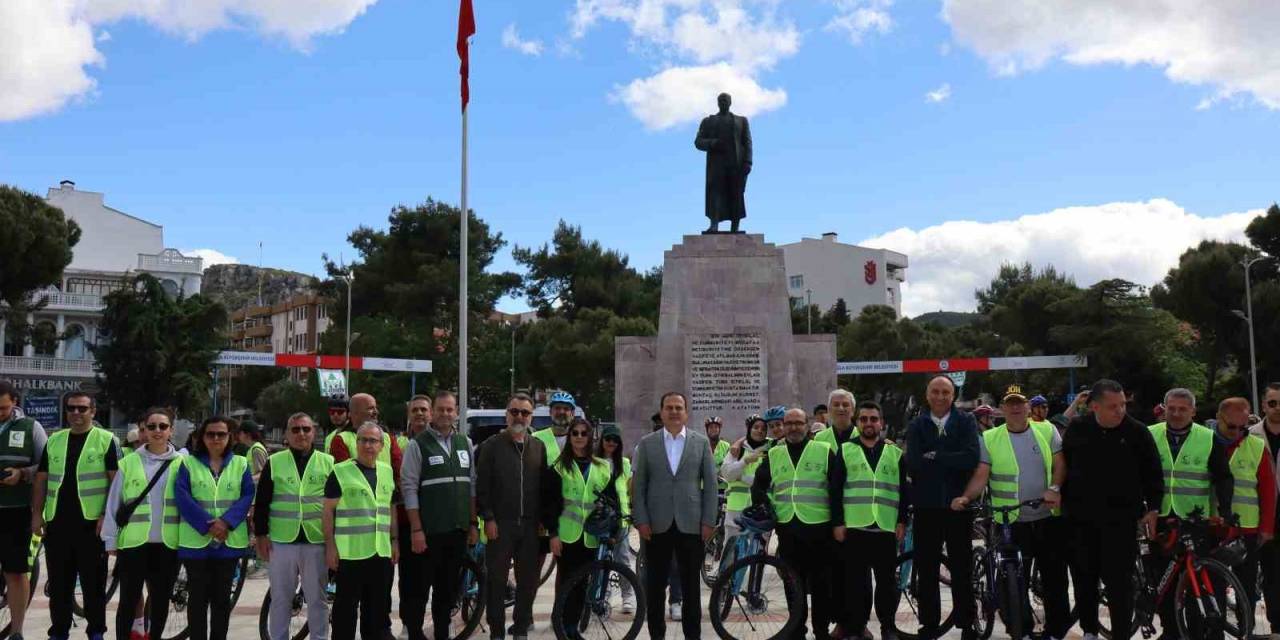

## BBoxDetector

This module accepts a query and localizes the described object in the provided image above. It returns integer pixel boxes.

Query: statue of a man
[694,93,752,233]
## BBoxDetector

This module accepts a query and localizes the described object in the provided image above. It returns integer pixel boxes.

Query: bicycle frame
[723,529,768,601]
[1137,517,1227,636]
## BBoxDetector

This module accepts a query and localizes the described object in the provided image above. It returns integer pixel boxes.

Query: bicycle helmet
[744,414,764,428]
[583,499,620,539]
[763,405,786,422]
[549,391,576,409]
[973,405,994,418]
[327,394,350,409]
[736,503,776,533]
[1211,537,1248,566]
[1029,395,1048,407]
[705,416,723,426]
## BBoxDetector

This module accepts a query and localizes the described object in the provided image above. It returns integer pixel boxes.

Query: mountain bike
[550,496,646,640]
[892,514,954,640]
[258,571,336,640]
[0,534,42,640]
[702,492,728,587]
[970,498,1047,640]
[708,509,805,640]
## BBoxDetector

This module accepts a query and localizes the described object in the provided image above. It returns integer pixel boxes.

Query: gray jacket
[632,427,718,535]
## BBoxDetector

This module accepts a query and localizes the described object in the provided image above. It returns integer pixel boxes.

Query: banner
[23,395,62,429]
[316,369,347,398]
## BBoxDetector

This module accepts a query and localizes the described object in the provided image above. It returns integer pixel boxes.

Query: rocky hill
[202,264,319,310]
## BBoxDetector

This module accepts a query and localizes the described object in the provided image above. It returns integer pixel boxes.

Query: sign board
[687,333,767,412]
[316,369,347,398]
[214,351,431,373]
[23,395,62,429]
[946,371,967,388]
[214,351,278,367]
[837,355,1087,375]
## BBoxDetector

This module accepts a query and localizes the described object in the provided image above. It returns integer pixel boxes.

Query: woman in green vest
[721,416,770,545]
[102,407,184,640]
[174,417,255,640]
[549,418,623,635]
[597,424,636,614]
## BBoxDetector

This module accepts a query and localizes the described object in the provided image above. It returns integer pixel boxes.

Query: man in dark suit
[632,391,719,639]
[905,375,980,640]
[694,92,752,234]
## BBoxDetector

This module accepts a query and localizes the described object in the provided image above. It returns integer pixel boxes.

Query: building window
[64,324,88,360]
[789,275,804,289]
[32,321,58,357]
[66,277,125,297]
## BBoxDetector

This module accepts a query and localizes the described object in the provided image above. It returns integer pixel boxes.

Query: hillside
[202,264,318,310]
[912,310,981,328]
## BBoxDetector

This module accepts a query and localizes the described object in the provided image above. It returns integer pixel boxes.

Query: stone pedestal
[615,234,836,448]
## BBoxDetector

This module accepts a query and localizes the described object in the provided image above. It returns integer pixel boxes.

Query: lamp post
[340,272,355,385]
[1236,255,1273,414]
[806,288,813,334]
[509,323,517,396]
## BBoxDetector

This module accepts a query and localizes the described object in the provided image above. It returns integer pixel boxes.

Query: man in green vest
[0,381,48,640]
[535,391,576,464]
[814,389,857,449]
[32,390,119,640]
[1216,397,1275,620]
[238,419,269,482]
[752,407,844,640]
[953,385,1069,640]
[325,395,350,451]
[254,412,334,640]
[400,391,477,640]
[705,416,729,467]
[323,422,398,640]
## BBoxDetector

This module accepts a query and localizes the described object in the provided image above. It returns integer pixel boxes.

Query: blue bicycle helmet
[1029,395,1048,407]
[736,503,776,533]
[763,405,786,422]
[549,391,576,409]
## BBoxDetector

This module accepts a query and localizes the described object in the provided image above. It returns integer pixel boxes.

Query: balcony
[34,290,106,312]
[0,355,97,378]
[245,325,272,338]
[137,249,203,275]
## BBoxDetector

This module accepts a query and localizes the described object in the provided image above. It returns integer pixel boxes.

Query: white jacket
[101,444,182,551]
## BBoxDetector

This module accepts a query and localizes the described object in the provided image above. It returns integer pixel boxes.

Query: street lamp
[806,288,813,334]
[339,271,355,385]
[1236,255,1274,414]
[509,322,517,396]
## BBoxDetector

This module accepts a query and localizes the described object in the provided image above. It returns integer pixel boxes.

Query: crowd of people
[2,374,1280,640]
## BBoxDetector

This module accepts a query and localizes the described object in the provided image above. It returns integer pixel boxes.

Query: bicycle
[969,498,1047,640]
[702,492,728,587]
[1126,508,1252,640]
[0,534,42,640]
[708,506,805,640]
[550,496,646,640]
[891,515,955,640]
[257,572,336,640]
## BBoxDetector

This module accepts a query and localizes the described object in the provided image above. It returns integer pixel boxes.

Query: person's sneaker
[621,592,636,614]
[670,602,683,621]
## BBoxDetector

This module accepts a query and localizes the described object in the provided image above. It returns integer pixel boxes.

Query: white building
[0,180,204,428]
[780,232,909,317]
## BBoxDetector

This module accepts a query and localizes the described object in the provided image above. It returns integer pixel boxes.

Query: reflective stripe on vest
[1222,434,1265,528]
[726,446,764,512]
[712,440,730,467]
[983,422,1058,524]
[415,431,472,535]
[840,442,901,531]
[1150,423,1214,517]
[117,452,183,550]
[178,454,250,549]
[267,450,334,544]
[768,440,832,525]
[44,427,115,521]
[333,460,393,560]
[337,432,391,465]
[556,458,611,548]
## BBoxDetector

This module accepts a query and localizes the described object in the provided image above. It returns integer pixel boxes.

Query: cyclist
[973,405,995,432]
[324,395,351,451]
[722,415,770,548]
[1250,382,1280,638]
[33,390,119,640]
[535,391,576,464]
[814,390,856,449]
[547,418,624,637]
[103,407,184,640]
[813,404,829,428]
[705,416,729,468]
[1028,395,1050,424]
[597,425,636,614]
[1214,397,1275,614]
[0,380,47,640]
[751,407,843,640]
[254,412,334,640]
[952,385,1069,640]
[764,405,787,442]
[834,400,906,640]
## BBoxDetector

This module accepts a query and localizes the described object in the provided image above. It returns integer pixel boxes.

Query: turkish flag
[458,0,476,111]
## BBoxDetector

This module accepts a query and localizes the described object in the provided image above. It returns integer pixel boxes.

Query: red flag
[457,0,475,111]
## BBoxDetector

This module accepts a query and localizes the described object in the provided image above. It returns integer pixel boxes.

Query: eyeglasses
[143,422,170,431]
[357,437,382,446]
[782,420,807,427]
[410,407,430,413]
[508,408,532,417]
[204,431,230,440]
[856,416,881,423]
[1268,400,1280,408]
[570,430,591,437]
[290,426,314,434]
[66,405,93,414]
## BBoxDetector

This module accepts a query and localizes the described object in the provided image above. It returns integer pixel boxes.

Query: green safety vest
[767,440,832,525]
[1150,422,1214,517]
[712,440,729,466]
[333,431,391,466]
[414,430,473,535]
[333,460,393,560]
[44,426,115,521]
[556,458,612,548]
[266,450,334,544]
[617,457,632,516]
[0,417,37,508]
[117,452,183,550]
[813,427,854,449]
[1220,434,1266,528]
[178,454,250,549]
[396,434,409,453]
[533,428,563,467]
[726,445,765,512]
[983,422,1059,523]
[840,441,901,531]
[247,441,268,463]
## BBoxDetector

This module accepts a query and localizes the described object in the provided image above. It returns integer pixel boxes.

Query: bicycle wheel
[447,555,485,640]
[709,555,805,640]
[551,559,645,640]
[892,549,956,640]
[1173,557,1252,640]
[154,563,191,640]
[702,526,726,587]
[0,544,41,640]
[997,563,1025,640]
[259,586,313,640]
[971,548,995,640]
[539,553,557,587]
[230,555,250,607]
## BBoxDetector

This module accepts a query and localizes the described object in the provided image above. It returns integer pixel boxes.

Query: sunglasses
[357,437,382,446]
[143,422,170,431]
[570,430,591,437]
[204,431,230,440]
[290,426,314,434]
[508,408,532,417]
[66,405,93,414]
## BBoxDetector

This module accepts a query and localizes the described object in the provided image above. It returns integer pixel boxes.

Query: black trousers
[1070,519,1138,637]
[777,522,833,640]
[643,528,703,639]
[844,529,899,634]
[555,540,597,636]
[183,557,238,640]
[913,508,975,636]
[1259,537,1280,632]
[1011,517,1070,640]
[46,519,108,637]
[400,528,467,640]
[334,557,392,640]
[115,543,179,640]
[484,519,540,637]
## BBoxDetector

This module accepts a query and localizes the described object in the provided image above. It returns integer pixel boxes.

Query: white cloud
[827,0,893,45]
[612,62,787,130]
[502,24,544,57]
[925,82,951,103]
[942,0,1280,109]
[860,199,1264,317]
[0,0,378,122]
[184,248,239,267]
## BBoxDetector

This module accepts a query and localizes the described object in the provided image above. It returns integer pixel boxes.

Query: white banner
[836,361,904,375]
[214,351,277,366]
[363,357,433,373]
[316,369,347,397]
[988,355,1087,370]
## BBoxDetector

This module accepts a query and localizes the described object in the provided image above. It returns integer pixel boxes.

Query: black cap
[328,394,350,409]
[239,419,261,436]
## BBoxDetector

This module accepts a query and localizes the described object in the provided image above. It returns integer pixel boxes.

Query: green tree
[232,365,288,410]
[1245,204,1280,258]
[976,263,1078,354]
[821,298,852,331]
[255,378,327,434]
[0,185,82,346]
[92,274,227,419]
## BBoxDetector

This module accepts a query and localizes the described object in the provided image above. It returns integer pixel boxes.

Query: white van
[465,405,585,445]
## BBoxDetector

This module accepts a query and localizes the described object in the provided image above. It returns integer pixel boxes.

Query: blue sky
[3,0,1278,315]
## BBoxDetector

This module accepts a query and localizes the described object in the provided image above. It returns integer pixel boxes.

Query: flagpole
[459,105,469,428]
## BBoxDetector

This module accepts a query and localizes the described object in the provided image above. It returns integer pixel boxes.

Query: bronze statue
[695,93,752,233]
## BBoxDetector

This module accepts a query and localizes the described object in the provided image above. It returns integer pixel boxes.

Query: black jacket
[1061,413,1164,524]
[904,409,979,509]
